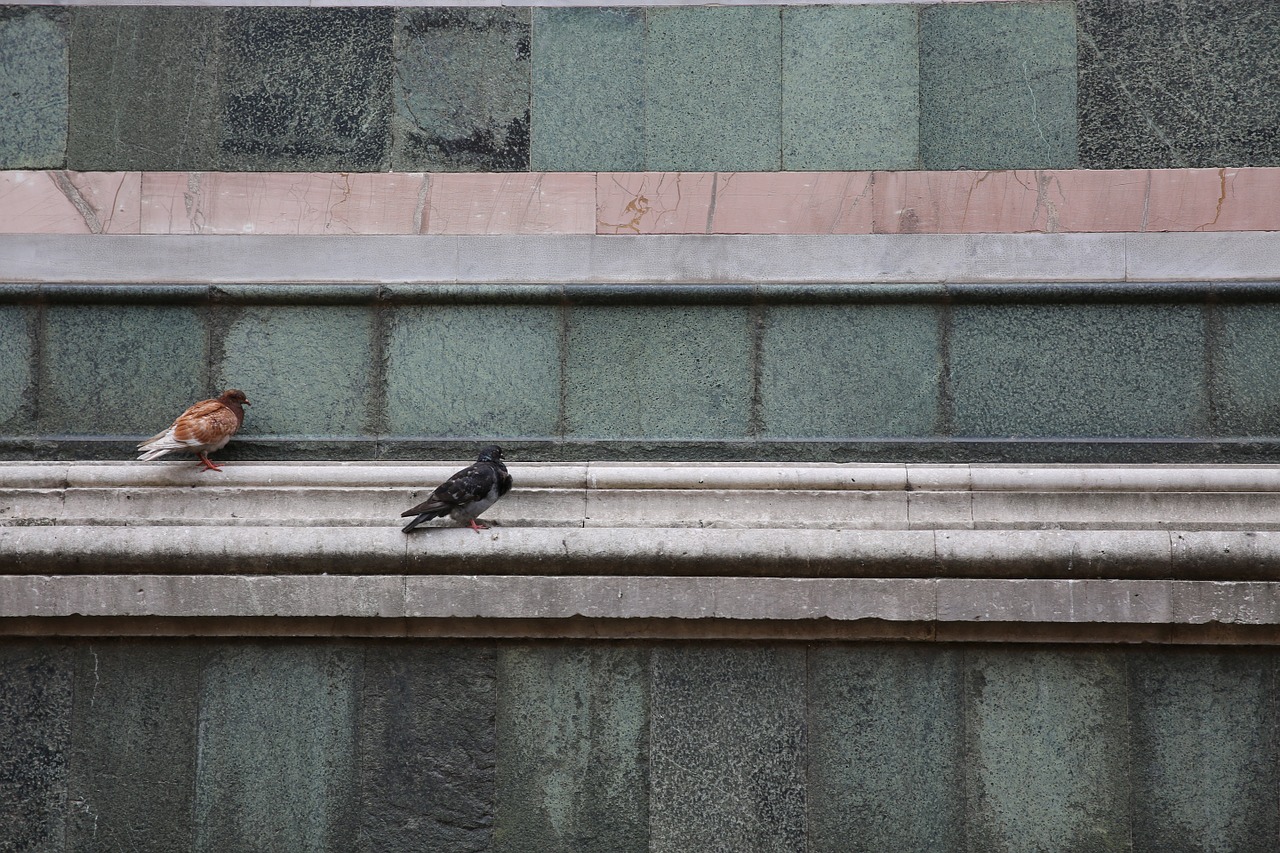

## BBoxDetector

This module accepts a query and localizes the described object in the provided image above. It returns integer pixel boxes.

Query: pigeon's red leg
[197,453,223,472]
[467,519,490,533]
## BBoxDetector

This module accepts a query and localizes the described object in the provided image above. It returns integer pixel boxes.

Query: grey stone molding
[4,232,1280,284]
[5,462,1280,639]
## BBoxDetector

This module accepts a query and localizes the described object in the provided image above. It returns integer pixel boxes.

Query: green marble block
[0,7,67,168]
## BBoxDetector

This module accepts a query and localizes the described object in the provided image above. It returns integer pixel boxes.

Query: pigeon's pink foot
[198,453,223,473]
[467,519,490,533]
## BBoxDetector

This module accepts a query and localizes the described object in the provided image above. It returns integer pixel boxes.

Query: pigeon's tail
[136,430,181,461]
[401,510,443,533]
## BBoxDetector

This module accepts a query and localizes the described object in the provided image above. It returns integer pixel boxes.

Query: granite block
[67,7,223,171]
[1078,0,1280,168]
[0,642,70,853]
[761,304,941,438]
[1128,650,1280,850]
[531,8,644,172]
[963,649,1129,852]
[357,643,496,853]
[40,304,208,435]
[1211,303,1280,437]
[0,8,67,168]
[649,646,805,853]
[950,303,1206,437]
[220,8,394,171]
[0,171,141,234]
[565,305,752,439]
[495,645,647,853]
[215,305,375,437]
[65,641,203,851]
[645,8,782,172]
[386,304,559,438]
[393,8,531,172]
[0,305,36,434]
[193,645,358,852]
[920,2,1077,170]
[782,5,919,170]
[808,645,964,852]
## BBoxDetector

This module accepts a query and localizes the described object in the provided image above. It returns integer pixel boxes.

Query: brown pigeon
[136,389,250,472]
[401,445,512,533]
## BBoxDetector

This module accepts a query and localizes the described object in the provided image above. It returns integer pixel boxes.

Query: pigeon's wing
[172,399,241,449]
[401,462,498,518]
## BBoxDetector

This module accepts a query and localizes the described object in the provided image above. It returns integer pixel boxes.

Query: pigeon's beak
[242,400,251,406]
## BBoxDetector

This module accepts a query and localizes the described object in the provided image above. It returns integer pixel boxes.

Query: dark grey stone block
[193,645,359,852]
[1212,303,1280,437]
[65,642,204,852]
[645,7,782,172]
[220,8,394,171]
[649,645,805,853]
[1128,650,1280,852]
[1078,0,1280,168]
[950,303,1207,438]
[357,643,496,853]
[920,2,1077,170]
[495,644,648,853]
[0,305,36,435]
[0,642,70,853]
[0,7,67,168]
[963,649,1130,852]
[565,305,752,439]
[40,304,208,435]
[67,7,223,171]
[393,9,530,171]
[385,304,560,439]
[808,645,964,853]
[531,8,645,172]
[761,304,941,438]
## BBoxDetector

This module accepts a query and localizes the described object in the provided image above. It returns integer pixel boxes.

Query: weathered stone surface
[0,641,70,853]
[193,645,359,852]
[357,642,496,852]
[0,7,67,168]
[65,641,204,851]
[963,649,1130,852]
[649,646,805,852]
[392,8,530,171]
[809,644,963,852]
[495,645,647,853]
[1128,650,1280,851]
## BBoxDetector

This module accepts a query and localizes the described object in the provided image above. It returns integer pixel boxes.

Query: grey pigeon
[401,445,512,534]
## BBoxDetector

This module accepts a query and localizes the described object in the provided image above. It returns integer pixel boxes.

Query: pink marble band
[2,168,1277,237]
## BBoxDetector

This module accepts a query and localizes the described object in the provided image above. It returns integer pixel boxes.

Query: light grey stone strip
[6,575,1280,627]
[0,232,1225,284]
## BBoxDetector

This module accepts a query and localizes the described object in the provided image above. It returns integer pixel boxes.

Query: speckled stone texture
[1078,0,1280,168]
[65,642,204,852]
[358,644,496,853]
[385,303,560,438]
[531,8,644,172]
[67,7,222,171]
[920,2,1078,170]
[645,7,782,172]
[760,304,941,438]
[809,645,964,852]
[1212,304,1280,437]
[496,645,648,853]
[963,650,1130,852]
[649,646,806,853]
[949,302,1206,438]
[393,8,531,171]
[0,7,67,168]
[193,645,358,852]
[0,305,36,434]
[782,5,919,170]
[220,8,393,171]
[0,642,70,852]
[564,305,753,439]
